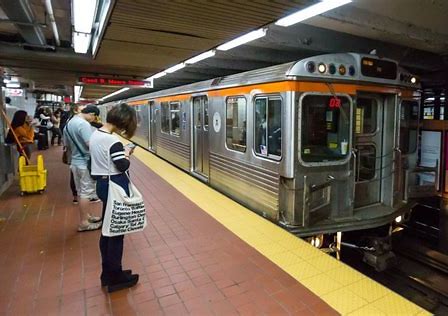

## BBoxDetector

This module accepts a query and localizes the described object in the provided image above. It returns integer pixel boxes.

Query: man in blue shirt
[64,105,101,231]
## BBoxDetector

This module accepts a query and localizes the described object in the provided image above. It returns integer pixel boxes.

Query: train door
[149,101,157,151]
[148,101,155,150]
[192,96,209,179]
[354,94,384,208]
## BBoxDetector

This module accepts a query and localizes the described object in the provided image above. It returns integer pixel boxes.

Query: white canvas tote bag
[102,151,147,236]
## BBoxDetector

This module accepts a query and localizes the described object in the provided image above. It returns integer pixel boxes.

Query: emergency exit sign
[78,77,153,88]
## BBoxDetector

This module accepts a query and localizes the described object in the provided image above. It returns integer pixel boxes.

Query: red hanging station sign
[78,77,153,88]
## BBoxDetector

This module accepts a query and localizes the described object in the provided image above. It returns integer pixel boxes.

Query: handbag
[62,146,72,165]
[102,154,147,236]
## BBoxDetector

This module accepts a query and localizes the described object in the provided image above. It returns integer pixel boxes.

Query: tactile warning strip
[131,145,429,315]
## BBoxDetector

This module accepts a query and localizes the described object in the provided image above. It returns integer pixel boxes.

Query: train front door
[192,96,209,178]
[354,95,385,208]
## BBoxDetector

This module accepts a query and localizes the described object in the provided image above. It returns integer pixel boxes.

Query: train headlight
[310,234,324,248]
[339,65,346,75]
[318,63,326,73]
[410,77,417,84]
[395,216,403,223]
[328,64,336,75]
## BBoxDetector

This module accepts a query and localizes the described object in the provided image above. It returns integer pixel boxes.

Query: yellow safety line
[129,144,429,316]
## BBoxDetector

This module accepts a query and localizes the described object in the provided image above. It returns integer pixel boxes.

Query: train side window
[161,102,170,134]
[170,102,180,136]
[203,98,209,131]
[226,96,247,152]
[254,96,282,158]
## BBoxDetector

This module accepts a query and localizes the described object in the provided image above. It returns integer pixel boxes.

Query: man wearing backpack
[63,105,102,232]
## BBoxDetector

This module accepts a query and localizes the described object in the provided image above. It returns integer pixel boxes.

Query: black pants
[96,174,129,277]
[51,127,62,145]
[37,127,48,150]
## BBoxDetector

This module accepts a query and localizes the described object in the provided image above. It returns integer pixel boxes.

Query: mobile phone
[126,143,136,149]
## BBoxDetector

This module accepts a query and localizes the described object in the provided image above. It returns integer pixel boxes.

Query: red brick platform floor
[0,147,337,315]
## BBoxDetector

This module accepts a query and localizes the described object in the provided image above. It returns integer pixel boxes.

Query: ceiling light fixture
[72,0,98,33]
[100,87,130,101]
[74,85,83,103]
[92,0,112,56]
[165,63,186,73]
[146,72,167,80]
[185,50,216,64]
[73,32,92,54]
[275,0,352,27]
[6,82,20,88]
[217,28,267,51]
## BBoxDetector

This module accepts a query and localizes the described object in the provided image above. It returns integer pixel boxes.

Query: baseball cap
[81,105,100,116]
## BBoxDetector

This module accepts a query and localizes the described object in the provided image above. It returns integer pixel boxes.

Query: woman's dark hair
[106,103,137,138]
[11,110,28,129]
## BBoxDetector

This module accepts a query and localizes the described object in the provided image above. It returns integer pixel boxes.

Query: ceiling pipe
[43,0,60,46]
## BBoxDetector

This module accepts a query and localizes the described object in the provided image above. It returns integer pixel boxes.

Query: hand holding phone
[125,143,136,156]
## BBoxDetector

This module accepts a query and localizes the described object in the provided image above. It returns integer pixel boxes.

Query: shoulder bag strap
[65,120,87,158]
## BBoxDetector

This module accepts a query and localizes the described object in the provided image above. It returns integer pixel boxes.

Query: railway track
[341,231,448,315]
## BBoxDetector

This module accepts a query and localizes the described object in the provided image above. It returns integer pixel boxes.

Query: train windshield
[301,94,351,163]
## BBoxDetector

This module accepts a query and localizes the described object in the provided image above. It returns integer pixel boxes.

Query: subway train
[99,53,436,238]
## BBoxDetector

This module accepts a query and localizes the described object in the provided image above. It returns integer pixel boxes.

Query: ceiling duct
[0,0,46,46]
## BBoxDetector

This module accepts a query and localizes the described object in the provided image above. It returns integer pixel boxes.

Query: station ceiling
[0,0,447,102]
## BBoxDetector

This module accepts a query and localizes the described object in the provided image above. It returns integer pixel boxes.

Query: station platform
[0,145,429,315]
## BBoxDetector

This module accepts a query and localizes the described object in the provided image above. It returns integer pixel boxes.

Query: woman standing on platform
[37,107,51,150]
[8,110,34,160]
[89,103,139,292]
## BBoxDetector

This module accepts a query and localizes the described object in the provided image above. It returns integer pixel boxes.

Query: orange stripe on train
[128,81,410,104]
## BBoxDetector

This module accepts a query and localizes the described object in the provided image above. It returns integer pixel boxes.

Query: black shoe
[101,269,132,287]
[107,274,139,293]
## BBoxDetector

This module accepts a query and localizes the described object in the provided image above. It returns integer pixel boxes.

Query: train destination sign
[78,77,153,88]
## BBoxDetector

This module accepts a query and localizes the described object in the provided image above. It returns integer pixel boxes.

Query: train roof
[103,53,419,105]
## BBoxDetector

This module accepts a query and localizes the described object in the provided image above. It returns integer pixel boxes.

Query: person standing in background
[37,107,51,150]
[63,105,102,231]
[51,109,62,146]
[7,110,34,160]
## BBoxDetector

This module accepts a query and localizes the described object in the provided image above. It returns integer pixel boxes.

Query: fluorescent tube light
[72,0,98,33]
[92,0,112,56]
[146,72,167,80]
[74,85,83,103]
[101,87,129,101]
[275,0,352,27]
[6,82,20,88]
[217,28,267,51]
[73,32,91,53]
[166,63,186,73]
[185,50,216,64]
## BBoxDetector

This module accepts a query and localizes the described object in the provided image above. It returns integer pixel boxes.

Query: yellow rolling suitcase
[18,155,47,195]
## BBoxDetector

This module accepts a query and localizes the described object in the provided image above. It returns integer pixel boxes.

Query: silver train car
[99,53,435,237]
